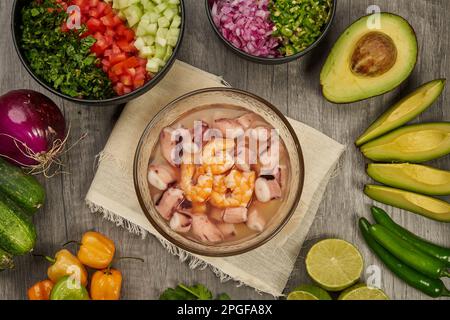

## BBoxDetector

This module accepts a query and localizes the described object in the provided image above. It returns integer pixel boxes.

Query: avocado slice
[367,163,450,196]
[360,122,450,162]
[364,184,450,222]
[356,79,446,146]
[320,13,418,103]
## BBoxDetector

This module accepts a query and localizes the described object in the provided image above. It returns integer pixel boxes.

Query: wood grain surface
[0,0,449,300]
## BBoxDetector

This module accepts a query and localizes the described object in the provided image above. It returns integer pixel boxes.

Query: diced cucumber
[168,0,180,4]
[136,20,148,36]
[139,46,155,58]
[134,37,146,50]
[155,44,167,59]
[141,0,155,10]
[168,28,179,38]
[164,8,176,21]
[153,0,163,4]
[142,12,160,23]
[146,58,160,73]
[155,3,168,13]
[124,4,143,27]
[147,23,158,35]
[156,27,168,37]
[163,45,173,62]
[167,36,178,47]
[142,35,155,46]
[156,37,167,47]
[170,15,181,29]
[158,17,170,28]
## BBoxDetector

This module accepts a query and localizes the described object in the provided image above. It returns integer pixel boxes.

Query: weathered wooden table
[1,0,449,300]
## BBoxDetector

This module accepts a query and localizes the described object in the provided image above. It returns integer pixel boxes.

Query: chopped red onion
[212,0,280,58]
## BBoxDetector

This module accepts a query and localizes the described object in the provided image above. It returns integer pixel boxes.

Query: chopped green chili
[20,0,114,99]
[270,0,333,56]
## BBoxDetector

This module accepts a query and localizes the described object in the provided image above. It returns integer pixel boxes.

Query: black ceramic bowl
[205,0,336,65]
[11,0,185,106]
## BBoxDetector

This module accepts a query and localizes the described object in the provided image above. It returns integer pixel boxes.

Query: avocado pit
[350,32,397,77]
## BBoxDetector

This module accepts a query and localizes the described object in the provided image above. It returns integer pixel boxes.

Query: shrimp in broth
[147,104,290,244]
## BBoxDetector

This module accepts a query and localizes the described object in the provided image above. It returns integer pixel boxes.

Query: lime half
[287,291,319,300]
[288,284,332,300]
[306,239,364,291]
[338,284,389,300]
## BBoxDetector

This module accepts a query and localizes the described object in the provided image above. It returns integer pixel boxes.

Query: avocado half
[356,79,446,146]
[360,122,450,163]
[364,184,450,222]
[367,163,450,196]
[320,13,418,103]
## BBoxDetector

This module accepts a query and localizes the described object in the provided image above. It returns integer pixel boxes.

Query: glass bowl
[134,87,304,256]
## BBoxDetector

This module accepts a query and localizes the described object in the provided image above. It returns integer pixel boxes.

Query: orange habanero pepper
[77,231,115,269]
[47,249,88,287]
[27,280,54,300]
[90,268,122,300]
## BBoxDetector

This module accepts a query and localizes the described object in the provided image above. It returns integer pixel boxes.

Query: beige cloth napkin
[86,60,345,296]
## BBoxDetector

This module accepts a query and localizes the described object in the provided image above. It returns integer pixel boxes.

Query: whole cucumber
[359,218,450,298]
[0,157,45,215]
[0,247,14,271]
[369,224,450,279]
[0,192,36,255]
[371,206,450,267]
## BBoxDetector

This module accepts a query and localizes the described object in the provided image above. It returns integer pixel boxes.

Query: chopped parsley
[20,0,114,99]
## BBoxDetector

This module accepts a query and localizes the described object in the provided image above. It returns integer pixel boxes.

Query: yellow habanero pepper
[90,268,122,300]
[77,231,115,269]
[47,249,88,287]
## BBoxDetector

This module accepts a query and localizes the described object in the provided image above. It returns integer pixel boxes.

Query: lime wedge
[288,284,332,300]
[306,239,364,291]
[338,284,389,300]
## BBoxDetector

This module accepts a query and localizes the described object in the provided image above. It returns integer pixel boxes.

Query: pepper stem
[106,256,145,274]
[62,240,82,247]
[32,253,56,264]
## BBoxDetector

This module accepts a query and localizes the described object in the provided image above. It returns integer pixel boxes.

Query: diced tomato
[116,39,136,53]
[111,62,125,76]
[109,52,127,65]
[123,86,132,95]
[71,0,149,96]
[86,18,104,32]
[122,57,140,69]
[89,0,100,7]
[120,74,133,87]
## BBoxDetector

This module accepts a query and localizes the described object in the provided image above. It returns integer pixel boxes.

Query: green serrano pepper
[369,224,450,279]
[372,206,450,267]
[359,218,450,298]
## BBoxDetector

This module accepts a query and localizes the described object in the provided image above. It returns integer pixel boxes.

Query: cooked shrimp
[180,164,213,203]
[210,170,256,208]
[201,138,235,174]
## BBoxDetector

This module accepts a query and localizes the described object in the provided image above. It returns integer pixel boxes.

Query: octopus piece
[223,207,248,224]
[191,214,224,243]
[160,127,186,166]
[155,187,184,220]
[236,113,259,129]
[213,118,245,139]
[209,207,224,222]
[254,177,282,203]
[246,206,266,232]
[147,164,177,191]
[235,146,257,172]
[169,212,192,233]
[217,223,237,239]
[248,126,272,143]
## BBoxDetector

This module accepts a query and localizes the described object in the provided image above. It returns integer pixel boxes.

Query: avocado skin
[320,13,418,104]
[364,185,450,222]
[360,122,450,163]
[356,79,446,146]
[367,163,450,196]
